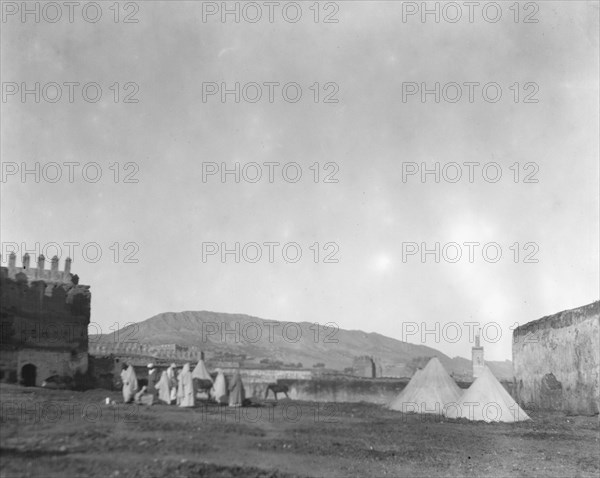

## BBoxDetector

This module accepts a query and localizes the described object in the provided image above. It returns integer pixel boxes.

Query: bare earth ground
[0,384,598,478]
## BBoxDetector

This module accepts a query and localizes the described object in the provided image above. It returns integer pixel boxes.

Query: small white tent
[191,359,213,382]
[445,366,530,422]
[388,357,461,414]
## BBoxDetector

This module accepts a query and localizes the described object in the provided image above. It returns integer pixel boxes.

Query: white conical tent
[445,366,530,422]
[191,359,213,382]
[393,368,423,402]
[388,357,461,414]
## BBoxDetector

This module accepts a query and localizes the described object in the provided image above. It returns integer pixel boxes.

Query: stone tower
[472,333,484,378]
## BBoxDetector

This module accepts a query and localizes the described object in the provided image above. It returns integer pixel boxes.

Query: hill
[92,311,513,379]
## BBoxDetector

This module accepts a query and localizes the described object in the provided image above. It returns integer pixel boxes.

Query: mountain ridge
[92,310,513,379]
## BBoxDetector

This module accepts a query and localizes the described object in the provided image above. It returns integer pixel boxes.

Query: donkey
[193,378,214,398]
[265,383,290,400]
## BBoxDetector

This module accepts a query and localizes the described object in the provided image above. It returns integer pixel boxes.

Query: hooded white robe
[177,363,195,407]
[228,371,245,407]
[157,371,171,404]
[211,370,228,405]
[121,365,138,403]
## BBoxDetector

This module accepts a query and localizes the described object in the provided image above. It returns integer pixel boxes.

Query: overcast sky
[2,1,598,361]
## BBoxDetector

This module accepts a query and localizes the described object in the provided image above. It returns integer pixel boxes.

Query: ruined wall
[88,355,122,390]
[0,256,91,386]
[352,356,376,378]
[513,301,599,415]
[380,362,411,378]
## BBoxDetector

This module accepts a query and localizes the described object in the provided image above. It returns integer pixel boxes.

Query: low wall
[222,371,513,405]
[227,368,315,399]
[286,378,408,404]
[513,301,599,415]
[264,378,511,405]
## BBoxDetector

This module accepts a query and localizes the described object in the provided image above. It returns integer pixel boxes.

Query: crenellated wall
[2,252,74,284]
[0,256,91,386]
[513,301,599,415]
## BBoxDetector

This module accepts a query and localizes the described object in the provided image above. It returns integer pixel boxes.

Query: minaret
[472,331,485,378]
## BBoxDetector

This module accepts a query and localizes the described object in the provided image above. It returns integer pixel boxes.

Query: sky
[1,1,598,362]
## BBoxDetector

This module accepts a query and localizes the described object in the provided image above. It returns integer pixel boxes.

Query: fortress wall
[0,257,91,385]
[513,301,599,415]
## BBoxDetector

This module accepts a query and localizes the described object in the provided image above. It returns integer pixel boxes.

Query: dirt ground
[0,384,598,478]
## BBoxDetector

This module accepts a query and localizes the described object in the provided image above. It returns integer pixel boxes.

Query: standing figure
[146,364,160,396]
[192,357,213,398]
[166,363,177,403]
[135,363,160,405]
[228,370,245,407]
[211,369,228,405]
[177,363,195,407]
[120,364,138,404]
[156,370,171,404]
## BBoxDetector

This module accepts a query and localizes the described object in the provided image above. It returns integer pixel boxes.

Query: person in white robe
[177,363,195,407]
[157,370,171,404]
[120,364,138,404]
[167,363,178,402]
[228,370,245,407]
[211,369,228,405]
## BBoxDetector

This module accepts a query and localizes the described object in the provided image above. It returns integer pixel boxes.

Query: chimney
[64,257,72,275]
[23,253,31,270]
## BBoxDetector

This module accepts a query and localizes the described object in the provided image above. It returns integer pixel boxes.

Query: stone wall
[88,355,122,390]
[512,301,599,415]
[352,356,376,378]
[286,378,408,404]
[0,258,91,386]
[223,368,315,399]
[282,378,511,405]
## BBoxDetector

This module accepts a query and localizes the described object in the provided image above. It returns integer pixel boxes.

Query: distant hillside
[92,311,513,379]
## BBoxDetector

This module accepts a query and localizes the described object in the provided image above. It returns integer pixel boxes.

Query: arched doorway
[21,364,37,387]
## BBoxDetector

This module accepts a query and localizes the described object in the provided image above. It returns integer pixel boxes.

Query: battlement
[1,252,75,285]
[0,250,91,386]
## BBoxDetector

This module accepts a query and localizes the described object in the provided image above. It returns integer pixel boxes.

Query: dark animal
[41,375,74,390]
[265,383,289,400]
[193,378,213,397]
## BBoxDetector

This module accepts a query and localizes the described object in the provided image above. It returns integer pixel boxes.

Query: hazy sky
[2,1,598,361]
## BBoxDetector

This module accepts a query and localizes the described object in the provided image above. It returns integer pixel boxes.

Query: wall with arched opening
[21,363,37,386]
